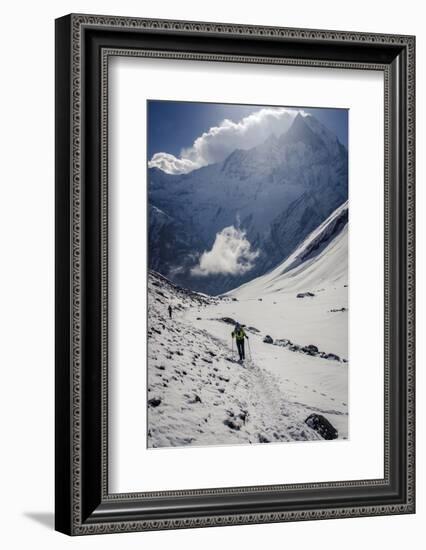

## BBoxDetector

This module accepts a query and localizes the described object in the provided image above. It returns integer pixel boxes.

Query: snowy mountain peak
[263,132,279,146]
[149,113,348,295]
[279,112,325,150]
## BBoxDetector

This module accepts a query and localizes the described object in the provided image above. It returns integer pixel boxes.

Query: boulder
[305,414,338,440]
[263,335,274,344]
[187,394,202,404]
[306,344,319,353]
[302,344,319,356]
[325,353,340,362]
[275,338,293,348]
[297,291,315,298]
[223,418,241,431]
[221,317,236,325]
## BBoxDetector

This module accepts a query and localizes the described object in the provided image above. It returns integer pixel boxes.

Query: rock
[305,344,319,354]
[258,298,263,301]
[223,419,241,431]
[221,317,236,325]
[248,326,260,333]
[263,335,274,344]
[275,338,292,348]
[188,394,202,404]
[297,292,315,298]
[238,410,248,423]
[301,344,319,356]
[196,317,202,320]
[305,414,338,440]
[325,353,340,362]
[258,434,271,443]
[232,297,238,302]
[148,398,161,408]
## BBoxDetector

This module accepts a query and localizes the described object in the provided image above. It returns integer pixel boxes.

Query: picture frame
[55,13,415,535]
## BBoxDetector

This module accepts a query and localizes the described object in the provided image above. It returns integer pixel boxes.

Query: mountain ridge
[148,113,348,295]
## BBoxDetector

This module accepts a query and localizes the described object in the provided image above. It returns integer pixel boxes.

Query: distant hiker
[232,323,249,361]
[168,305,172,319]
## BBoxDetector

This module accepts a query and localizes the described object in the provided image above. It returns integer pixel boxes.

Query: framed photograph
[55,14,415,535]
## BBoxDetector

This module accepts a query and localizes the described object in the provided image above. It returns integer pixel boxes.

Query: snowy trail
[147,271,327,448]
[185,320,321,444]
[191,306,348,441]
[184,294,349,441]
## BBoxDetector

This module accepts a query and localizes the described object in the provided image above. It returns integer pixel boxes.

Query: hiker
[232,323,249,361]
[168,305,172,319]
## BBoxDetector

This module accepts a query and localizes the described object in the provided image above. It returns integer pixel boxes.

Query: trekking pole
[231,338,234,358]
[247,339,252,361]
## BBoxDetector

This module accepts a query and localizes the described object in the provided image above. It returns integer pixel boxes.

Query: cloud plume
[149,107,302,175]
[148,152,198,175]
[191,226,259,277]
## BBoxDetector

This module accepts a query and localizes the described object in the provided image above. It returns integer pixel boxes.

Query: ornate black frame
[55,14,415,535]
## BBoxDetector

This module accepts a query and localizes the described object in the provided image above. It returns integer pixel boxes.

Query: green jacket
[232,327,247,341]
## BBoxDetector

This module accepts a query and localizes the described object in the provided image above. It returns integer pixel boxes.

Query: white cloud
[148,152,198,175]
[148,107,303,175]
[191,226,259,277]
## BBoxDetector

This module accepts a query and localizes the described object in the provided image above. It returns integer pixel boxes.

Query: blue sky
[148,100,348,175]
[148,102,263,158]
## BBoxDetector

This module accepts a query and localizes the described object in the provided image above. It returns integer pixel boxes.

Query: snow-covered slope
[221,201,349,364]
[231,200,348,298]
[147,270,332,448]
[147,265,348,449]
[149,113,348,295]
